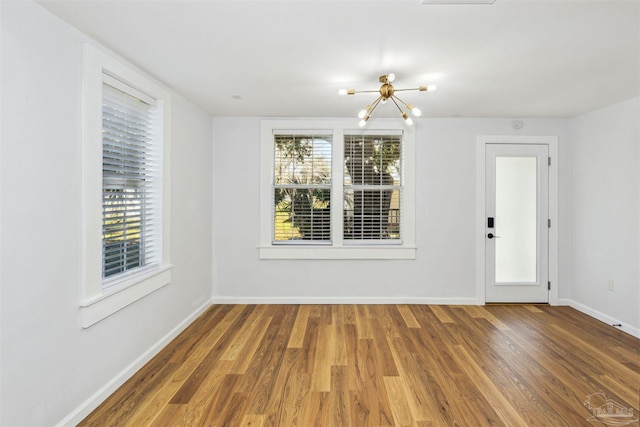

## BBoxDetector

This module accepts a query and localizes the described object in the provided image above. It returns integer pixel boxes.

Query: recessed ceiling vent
[422,0,495,4]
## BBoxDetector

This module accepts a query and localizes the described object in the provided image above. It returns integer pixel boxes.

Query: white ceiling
[38,0,640,118]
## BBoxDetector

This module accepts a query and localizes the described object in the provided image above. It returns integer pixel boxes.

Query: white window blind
[273,134,332,243]
[102,78,160,286]
[343,133,402,242]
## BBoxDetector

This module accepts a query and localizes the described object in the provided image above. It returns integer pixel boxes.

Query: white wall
[3,1,636,425]
[0,2,213,426]
[569,97,640,334]
[212,117,572,303]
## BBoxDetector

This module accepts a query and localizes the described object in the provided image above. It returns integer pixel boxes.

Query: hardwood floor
[80,305,640,426]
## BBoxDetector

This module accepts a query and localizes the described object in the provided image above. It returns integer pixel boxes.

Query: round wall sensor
[512,120,524,129]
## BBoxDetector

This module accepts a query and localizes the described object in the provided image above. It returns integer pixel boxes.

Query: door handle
[487,233,501,239]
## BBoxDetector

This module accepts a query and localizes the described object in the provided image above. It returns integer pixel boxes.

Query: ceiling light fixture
[339,74,437,127]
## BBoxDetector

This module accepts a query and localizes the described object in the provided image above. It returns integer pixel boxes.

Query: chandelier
[339,74,437,127]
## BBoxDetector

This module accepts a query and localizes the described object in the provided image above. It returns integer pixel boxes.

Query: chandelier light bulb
[338,89,348,96]
[387,73,396,83]
[358,105,372,119]
[402,112,413,126]
[410,106,422,117]
[427,84,438,92]
[359,119,367,128]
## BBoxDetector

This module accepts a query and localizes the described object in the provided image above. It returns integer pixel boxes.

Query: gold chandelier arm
[359,96,385,127]
[368,96,384,115]
[351,89,381,94]
[389,96,406,116]
[392,86,428,92]
[390,96,414,125]
[392,94,410,108]
[393,94,422,117]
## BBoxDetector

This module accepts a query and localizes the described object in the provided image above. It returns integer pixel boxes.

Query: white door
[485,144,549,303]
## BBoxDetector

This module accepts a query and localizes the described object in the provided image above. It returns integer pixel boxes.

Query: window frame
[272,131,334,244]
[81,44,172,327]
[259,119,416,260]
[343,131,404,244]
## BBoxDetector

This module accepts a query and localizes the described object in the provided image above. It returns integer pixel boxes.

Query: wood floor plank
[354,304,373,339]
[383,376,413,427]
[220,306,268,361]
[311,324,336,392]
[301,391,330,427]
[473,306,511,330]
[524,304,544,313]
[385,335,437,423]
[343,304,357,324]
[163,359,234,425]
[330,365,351,427]
[333,305,349,366]
[240,414,265,427]
[287,305,309,348]
[368,317,399,377]
[397,304,421,328]
[229,315,273,374]
[80,304,640,427]
[428,304,454,324]
[196,374,245,426]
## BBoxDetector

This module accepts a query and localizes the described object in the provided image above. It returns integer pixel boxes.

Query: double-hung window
[82,45,171,327]
[343,133,403,242]
[102,77,159,281]
[273,133,332,243]
[260,120,415,259]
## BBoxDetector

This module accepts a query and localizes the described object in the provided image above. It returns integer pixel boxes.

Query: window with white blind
[260,120,416,260]
[102,78,160,283]
[344,133,402,242]
[273,133,332,243]
[82,44,171,327]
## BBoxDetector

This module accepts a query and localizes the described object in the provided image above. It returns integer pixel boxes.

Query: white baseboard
[212,296,479,305]
[56,298,214,427]
[559,298,640,339]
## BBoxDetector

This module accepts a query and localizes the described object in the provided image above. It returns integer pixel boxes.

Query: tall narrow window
[102,77,160,286]
[82,44,171,327]
[343,133,402,242]
[273,134,332,243]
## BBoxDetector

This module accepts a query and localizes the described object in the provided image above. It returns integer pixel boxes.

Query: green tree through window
[273,135,332,241]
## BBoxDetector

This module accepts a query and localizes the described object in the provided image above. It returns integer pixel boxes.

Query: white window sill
[259,246,416,260]
[80,266,172,328]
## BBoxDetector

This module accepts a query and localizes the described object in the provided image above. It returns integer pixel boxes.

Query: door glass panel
[495,156,537,283]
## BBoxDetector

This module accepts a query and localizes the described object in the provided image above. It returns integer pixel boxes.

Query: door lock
[487,233,500,239]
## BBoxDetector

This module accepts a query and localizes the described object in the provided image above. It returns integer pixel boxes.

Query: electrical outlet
[606,279,615,292]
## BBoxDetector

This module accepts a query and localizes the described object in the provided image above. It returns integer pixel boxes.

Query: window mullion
[332,127,344,247]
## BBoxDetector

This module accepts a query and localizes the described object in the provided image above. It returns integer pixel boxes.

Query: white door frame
[476,135,559,305]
